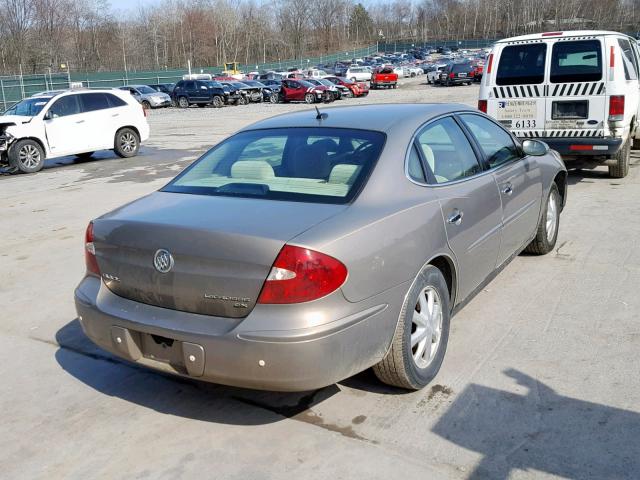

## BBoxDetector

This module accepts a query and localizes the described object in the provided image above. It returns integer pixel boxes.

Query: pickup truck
[370,67,398,89]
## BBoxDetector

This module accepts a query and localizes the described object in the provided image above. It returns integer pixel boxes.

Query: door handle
[447,209,463,225]
[111,113,120,117]
[502,183,513,195]
[75,120,85,124]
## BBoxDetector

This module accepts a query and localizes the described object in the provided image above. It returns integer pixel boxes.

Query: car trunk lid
[93,192,346,318]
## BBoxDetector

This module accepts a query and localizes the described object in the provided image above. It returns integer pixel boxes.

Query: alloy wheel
[18,144,41,170]
[119,132,137,153]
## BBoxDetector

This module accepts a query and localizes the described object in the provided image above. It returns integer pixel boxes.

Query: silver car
[118,85,171,109]
[75,104,567,391]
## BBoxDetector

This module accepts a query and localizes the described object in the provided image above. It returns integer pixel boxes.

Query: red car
[324,76,369,97]
[279,79,333,104]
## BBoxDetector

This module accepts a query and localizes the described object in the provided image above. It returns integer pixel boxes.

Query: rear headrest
[329,164,361,184]
[231,161,275,180]
[291,143,332,179]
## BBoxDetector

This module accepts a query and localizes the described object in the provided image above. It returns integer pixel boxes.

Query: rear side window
[460,114,520,168]
[163,128,386,204]
[550,40,602,83]
[617,38,638,80]
[106,94,127,108]
[416,117,481,184]
[79,93,110,112]
[496,43,546,85]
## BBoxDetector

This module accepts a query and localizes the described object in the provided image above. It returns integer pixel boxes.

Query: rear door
[489,42,547,138]
[544,37,606,139]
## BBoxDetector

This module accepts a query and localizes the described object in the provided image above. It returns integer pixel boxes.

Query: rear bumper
[524,136,623,157]
[74,276,398,391]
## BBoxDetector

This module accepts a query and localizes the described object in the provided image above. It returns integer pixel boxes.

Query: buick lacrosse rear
[75,104,567,391]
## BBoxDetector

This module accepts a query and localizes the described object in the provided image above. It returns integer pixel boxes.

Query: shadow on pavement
[54,319,343,429]
[433,369,640,479]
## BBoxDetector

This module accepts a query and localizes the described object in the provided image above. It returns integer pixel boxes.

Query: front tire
[8,139,45,173]
[212,95,224,108]
[304,93,315,104]
[177,96,189,108]
[524,183,560,255]
[114,128,140,158]
[373,265,450,390]
[270,93,279,104]
[609,137,630,178]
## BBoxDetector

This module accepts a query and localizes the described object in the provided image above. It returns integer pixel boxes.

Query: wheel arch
[12,136,47,158]
[428,254,457,309]
[116,125,140,139]
[553,170,568,211]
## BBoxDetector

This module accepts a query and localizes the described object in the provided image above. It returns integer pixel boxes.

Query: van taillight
[257,245,347,304]
[478,100,487,113]
[609,95,625,121]
[85,222,100,276]
[486,54,494,74]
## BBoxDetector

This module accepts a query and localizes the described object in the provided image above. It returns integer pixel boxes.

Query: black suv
[172,80,238,108]
[440,62,475,86]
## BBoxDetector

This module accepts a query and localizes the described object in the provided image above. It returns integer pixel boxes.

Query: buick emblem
[153,249,174,274]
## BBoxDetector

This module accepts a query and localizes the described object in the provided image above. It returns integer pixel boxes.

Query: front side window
[460,114,520,168]
[496,43,546,85]
[163,128,386,204]
[416,117,481,184]
[550,40,602,83]
[48,95,80,118]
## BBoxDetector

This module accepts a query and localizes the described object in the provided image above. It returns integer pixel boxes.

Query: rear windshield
[452,63,472,73]
[496,43,546,85]
[163,128,386,204]
[551,40,602,83]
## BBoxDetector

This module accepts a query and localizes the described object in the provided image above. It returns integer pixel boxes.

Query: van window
[496,43,546,85]
[550,40,602,83]
[617,38,638,80]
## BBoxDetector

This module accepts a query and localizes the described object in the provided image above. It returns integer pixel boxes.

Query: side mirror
[43,110,53,120]
[521,139,549,156]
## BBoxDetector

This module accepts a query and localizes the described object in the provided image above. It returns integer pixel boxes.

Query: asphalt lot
[2,76,639,479]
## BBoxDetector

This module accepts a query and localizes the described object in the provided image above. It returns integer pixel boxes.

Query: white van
[479,30,640,178]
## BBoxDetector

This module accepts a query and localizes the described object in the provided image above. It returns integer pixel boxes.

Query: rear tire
[373,265,450,390]
[114,128,140,158]
[524,183,560,255]
[8,139,45,173]
[269,93,279,104]
[608,137,630,178]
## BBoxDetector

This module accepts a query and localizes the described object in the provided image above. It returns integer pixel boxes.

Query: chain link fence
[0,40,496,110]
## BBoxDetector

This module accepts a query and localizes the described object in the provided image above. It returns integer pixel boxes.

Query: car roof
[497,30,631,43]
[244,104,475,134]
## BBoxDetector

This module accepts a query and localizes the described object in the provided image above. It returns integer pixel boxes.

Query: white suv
[344,67,372,82]
[0,89,150,173]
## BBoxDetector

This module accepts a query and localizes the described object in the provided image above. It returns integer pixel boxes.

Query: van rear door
[489,42,547,138]
[544,38,607,140]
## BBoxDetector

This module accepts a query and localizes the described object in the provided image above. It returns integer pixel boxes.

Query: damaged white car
[0,89,149,173]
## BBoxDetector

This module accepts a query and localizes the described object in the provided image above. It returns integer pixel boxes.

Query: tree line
[0,0,637,76]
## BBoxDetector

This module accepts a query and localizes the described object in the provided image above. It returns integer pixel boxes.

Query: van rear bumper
[531,137,623,156]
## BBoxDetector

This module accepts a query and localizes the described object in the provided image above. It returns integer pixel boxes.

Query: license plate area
[552,100,588,120]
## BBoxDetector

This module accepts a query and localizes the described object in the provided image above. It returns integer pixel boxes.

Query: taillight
[449,72,455,79]
[478,100,487,113]
[486,54,494,74]
[85,222,100,276]
[142,105,148,117]
[609,95,625,121]
[257,245,347,304]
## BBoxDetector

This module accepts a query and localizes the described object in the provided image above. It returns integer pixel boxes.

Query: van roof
[496,30,632,43]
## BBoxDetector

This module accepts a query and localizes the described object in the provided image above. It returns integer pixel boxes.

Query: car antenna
[315,105,328,120]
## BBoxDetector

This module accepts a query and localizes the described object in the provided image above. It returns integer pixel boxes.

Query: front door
[415,116,503,302]
[43,94,89,157]
[459,113,543,266]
